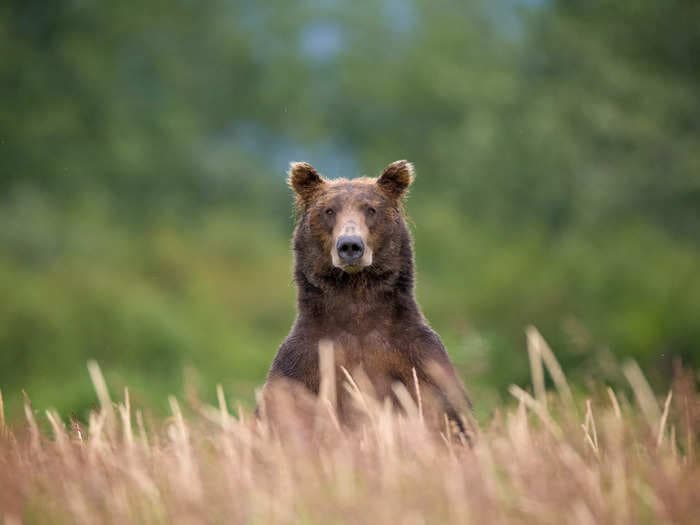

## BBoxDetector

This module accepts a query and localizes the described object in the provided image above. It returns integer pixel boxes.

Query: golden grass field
[1,328,698,525]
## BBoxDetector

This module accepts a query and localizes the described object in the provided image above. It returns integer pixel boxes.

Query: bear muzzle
[336,235,365,263]
[330,212,374,273]
[332,235,373,273]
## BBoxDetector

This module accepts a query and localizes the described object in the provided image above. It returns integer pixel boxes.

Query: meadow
[1,329,698,525]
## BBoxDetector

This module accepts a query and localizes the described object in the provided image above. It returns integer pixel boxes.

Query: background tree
[0,0,698,418]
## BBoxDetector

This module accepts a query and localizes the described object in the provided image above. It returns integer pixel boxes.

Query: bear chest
[320,329,414,397]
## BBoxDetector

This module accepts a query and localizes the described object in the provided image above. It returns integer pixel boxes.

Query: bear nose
[336,235,365,263]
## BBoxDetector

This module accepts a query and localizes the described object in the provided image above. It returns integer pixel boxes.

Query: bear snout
[336,235,365,263]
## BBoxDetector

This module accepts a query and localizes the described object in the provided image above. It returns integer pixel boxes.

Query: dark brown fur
[263,161,471,433]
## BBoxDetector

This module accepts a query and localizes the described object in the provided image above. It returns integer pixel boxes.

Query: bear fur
[262,160,471,433]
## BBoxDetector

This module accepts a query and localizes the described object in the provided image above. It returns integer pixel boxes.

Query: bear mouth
[339,264,365,274]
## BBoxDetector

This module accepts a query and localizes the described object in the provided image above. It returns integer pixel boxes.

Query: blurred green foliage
[1,0,699,419]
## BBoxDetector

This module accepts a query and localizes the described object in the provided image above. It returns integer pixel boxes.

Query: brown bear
[262,160,471,434]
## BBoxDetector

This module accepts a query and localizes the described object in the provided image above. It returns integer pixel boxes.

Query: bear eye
[325,208,335,216]
[366,206,376,216]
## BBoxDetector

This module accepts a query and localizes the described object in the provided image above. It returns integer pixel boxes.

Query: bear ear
[288,162,326,207]
[377,160,414,199]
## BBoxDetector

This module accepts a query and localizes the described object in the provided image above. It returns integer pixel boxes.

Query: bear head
[289,160,415,290]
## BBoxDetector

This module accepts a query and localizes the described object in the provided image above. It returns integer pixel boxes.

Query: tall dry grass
[1,327,699,524]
